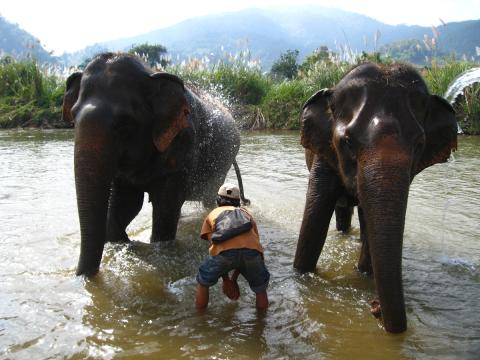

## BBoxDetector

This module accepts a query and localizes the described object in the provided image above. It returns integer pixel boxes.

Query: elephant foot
[106,231,131,243]
[370,299,382,319]
[356,261,373,275]
[336,222,351,233]
[150,237,175,243]
[357,248,373,275]
[150,232,176,242]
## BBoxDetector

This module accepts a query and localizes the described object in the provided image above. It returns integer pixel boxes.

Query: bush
[454,83,480,135]
[0,58,65,128]
[169,59,271,106]
[423,59,480,134]
[1,52,478,134]
[259,61,349,130]
[210,63,271,105]
[299,61,350,90]
[261,80,311,129]
[422,58,476,96]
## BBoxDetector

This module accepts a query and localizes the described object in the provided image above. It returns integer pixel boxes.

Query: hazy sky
[1,0,479,54]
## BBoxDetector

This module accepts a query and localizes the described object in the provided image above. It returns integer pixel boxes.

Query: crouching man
[195,183,269,310]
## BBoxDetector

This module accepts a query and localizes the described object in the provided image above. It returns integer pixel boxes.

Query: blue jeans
[197,249,270,293]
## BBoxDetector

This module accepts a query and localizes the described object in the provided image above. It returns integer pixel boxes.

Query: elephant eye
[343,135,356,155]
[345,133,357,148]
[345,136,352,147]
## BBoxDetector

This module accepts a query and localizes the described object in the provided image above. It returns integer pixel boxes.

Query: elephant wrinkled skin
[294,62,457,333]
[63,53,248,277]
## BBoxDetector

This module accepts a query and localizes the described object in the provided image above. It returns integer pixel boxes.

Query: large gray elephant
[294,62,457,333]
[63,53,248,277]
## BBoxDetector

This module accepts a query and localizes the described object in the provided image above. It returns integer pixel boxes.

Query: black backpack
[211,208,253,244]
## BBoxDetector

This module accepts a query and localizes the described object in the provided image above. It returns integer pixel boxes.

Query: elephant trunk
[74,113,117,276]
[358,146,411,333]
[294,159,341,272]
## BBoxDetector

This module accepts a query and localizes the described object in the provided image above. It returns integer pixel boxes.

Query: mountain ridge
[88,6,480,67]
[1,6,479,67]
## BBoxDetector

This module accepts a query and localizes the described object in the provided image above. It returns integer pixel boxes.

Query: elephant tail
[233,159,250,206]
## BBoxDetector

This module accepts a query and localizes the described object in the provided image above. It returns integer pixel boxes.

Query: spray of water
[443,67,480,133]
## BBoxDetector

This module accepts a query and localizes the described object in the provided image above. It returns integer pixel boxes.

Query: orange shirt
[200,206,264,256]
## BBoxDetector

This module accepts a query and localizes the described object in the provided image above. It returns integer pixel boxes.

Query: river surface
[0,130,479,359]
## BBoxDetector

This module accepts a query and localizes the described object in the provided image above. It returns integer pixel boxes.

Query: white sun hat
[218,183,240,199]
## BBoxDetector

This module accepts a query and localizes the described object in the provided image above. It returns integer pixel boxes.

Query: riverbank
[1,57,479,133]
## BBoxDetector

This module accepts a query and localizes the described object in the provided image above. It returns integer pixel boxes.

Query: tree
[270,49,299,80]
[356,51,392,65]
[128,43,169,68]
[299,46,335,73]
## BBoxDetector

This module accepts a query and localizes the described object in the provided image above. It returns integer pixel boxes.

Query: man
[195,183,269,310]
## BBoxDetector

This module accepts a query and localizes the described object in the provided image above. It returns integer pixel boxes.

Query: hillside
[0,16,54,62]
[93,6,480,68]
[1,6,479,67]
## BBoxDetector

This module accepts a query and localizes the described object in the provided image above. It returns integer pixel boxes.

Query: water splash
[444,67,480,133]
[440,153,455,251]
[444,67,480,103]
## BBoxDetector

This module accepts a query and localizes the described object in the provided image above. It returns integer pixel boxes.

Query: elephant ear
[416,95,458,174]
[62,72,82,126]
[150,72,191,153]
[301,88,335,163]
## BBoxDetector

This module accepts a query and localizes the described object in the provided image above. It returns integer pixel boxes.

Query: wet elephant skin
[294,62,457,333]
[63,53,245,277]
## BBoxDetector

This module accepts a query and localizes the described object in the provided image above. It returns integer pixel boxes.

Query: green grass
[167,56,350,129]
[0,57,65,128]
[422,58,476,96]
[169,59,271,106]
[0,54,479,134]
[455,83,480,134]
[422,59,480,134]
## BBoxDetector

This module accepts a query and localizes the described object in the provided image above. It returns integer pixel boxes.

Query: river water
[0,129,479,359]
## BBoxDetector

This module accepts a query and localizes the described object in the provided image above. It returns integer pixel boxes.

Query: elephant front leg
[150,177,187,242]
[294,159,342,272]
[357,206,373,275]
[106,178,144,243]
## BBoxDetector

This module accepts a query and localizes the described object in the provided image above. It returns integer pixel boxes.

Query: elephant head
[294,62,457,333]
[63,53,191,276]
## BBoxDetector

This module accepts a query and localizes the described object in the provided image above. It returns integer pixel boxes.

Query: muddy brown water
[0,129,479,359]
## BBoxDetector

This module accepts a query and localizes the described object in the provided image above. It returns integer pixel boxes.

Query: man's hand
[222,271,240,300]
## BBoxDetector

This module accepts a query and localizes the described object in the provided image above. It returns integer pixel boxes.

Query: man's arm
[222,271,240,300]
[200,214,213,241]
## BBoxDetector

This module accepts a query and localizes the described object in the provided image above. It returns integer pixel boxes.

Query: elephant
[63,52,249,277]
[294,62,457,333]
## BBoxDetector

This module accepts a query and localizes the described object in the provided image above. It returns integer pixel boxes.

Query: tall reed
[0,57,65,128]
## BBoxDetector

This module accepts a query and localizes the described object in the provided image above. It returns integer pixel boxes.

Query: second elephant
[294,62,457,333]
